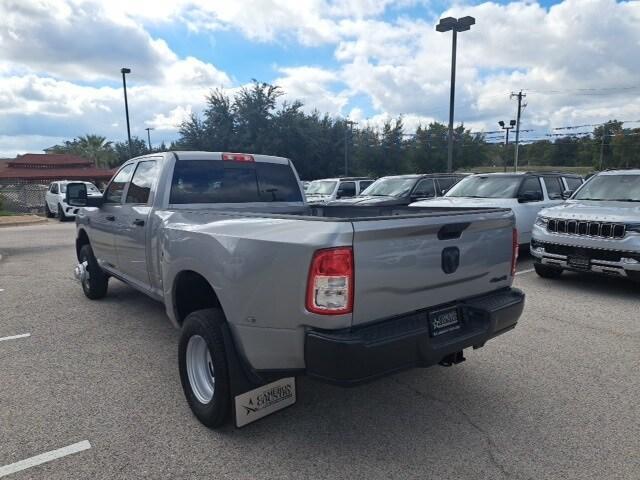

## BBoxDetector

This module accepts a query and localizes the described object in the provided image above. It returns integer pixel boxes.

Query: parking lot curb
[0,216,49,228]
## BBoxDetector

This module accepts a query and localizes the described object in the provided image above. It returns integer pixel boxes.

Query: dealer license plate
[568,256,590,270]
[429,307,461,337]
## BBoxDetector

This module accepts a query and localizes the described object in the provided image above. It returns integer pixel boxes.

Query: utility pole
[344,120,357,176]
[510,91,526,172]
[599,123,607,170]
[145,127,154,151]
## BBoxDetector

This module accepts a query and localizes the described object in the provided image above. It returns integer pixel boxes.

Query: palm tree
[75,134,116,168]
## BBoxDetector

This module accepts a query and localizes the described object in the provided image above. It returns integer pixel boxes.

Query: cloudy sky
[1,0,639,157]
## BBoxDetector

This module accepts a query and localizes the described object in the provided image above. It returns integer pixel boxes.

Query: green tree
[48,134,117,168]
[113,137,148,165]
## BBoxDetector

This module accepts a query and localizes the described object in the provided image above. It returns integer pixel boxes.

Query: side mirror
[562,190,574,199]
[518,191,542,203]
[66,183,103,208]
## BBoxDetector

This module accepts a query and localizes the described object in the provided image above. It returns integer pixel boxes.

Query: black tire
[179,309,231,429]
[79,244,109,299]
[58,203,67,221]
[534,263,563,279]
[44,202,55,218]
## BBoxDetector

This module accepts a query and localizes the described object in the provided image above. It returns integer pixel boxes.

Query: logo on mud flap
[241,384,294,415]
[234,377,296,427]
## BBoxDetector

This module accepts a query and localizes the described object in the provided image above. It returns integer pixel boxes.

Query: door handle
[106,215,115,221]
[133,219,145,227]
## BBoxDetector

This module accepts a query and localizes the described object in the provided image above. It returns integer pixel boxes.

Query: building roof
[0,153,115,181]
[7,153,93,168]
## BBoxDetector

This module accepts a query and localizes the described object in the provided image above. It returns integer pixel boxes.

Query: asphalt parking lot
[1,222,638,480]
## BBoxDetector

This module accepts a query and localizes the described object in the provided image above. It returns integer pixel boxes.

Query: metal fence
[0,180,53,214]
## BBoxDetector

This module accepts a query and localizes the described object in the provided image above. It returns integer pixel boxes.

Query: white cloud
[1,0,640,156]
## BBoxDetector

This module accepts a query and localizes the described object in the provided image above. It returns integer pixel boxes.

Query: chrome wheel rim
[80,259,90,290]
[186,335,215,404]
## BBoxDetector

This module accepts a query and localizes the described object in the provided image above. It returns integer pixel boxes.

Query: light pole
[120,67,132,157]
[499,120,516,172]
[344,120,357,176]
[436,15,475,173]
[145,127,154,151]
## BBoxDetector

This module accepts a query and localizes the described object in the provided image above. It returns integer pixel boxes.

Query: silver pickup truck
[66,151,524,428]
[531,169,640,281]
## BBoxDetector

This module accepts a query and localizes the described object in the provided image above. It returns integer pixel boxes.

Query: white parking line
[516,268,535,276]
[0,440,91,478]
[0,333,31,342]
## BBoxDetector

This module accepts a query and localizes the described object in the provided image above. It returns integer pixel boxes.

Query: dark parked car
[328,173,467,206]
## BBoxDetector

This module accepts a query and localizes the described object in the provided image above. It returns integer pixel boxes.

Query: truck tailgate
[351,209,514,326]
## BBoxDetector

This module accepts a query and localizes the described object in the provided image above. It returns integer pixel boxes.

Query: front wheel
[57,203,67,221]
[178,309,231,429]
[534,263,563,279]
[78,244,109,299]
[44,202,55,218]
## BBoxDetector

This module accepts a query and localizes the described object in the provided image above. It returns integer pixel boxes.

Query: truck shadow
[220,366,525,478]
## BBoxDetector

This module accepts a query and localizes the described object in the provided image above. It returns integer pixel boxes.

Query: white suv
[305,177,374,205]
[45,181,101,220]
[411,172,584,244]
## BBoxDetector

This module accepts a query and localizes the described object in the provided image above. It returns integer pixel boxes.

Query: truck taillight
[511,228,519,276]
[306,247,353,315]
[222,153,254,162]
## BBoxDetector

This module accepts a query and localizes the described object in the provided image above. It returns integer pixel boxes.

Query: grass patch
[0,211,21,216]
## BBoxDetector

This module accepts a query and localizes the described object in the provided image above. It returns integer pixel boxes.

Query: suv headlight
[535,216,549,227]
[627,223,640,233]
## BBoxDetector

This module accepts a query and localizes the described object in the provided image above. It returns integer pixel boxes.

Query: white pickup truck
[411,172,584,244]
[66,151,524,428]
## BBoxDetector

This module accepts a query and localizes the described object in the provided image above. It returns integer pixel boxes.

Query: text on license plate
[429,307,461,337]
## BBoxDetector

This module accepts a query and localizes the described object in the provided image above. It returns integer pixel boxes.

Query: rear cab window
[170,160,303,204]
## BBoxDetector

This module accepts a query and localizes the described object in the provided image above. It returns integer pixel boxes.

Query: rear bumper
[304,288,525,386]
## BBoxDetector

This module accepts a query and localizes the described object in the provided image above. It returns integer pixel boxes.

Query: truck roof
[468,171,582,178]
[310,177,372,181]
[599,169,640,175]
[172,151,291,165]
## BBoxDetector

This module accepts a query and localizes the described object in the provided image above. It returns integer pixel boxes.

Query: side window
[564,177,583,191]
[337,182,356,198]
[413,179,436,198]
[125,161,159,204]
[519,177,544,201]
[52,183,59,194]
[104,164,135,204]
[543,176,564,199]
[436,177,457,194]
[358,180,373,193]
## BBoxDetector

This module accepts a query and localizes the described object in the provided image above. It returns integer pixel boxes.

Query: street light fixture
[120,67,132,158]
[499,120,517,172]
[436,15,475,173]
[145,127,154,151]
